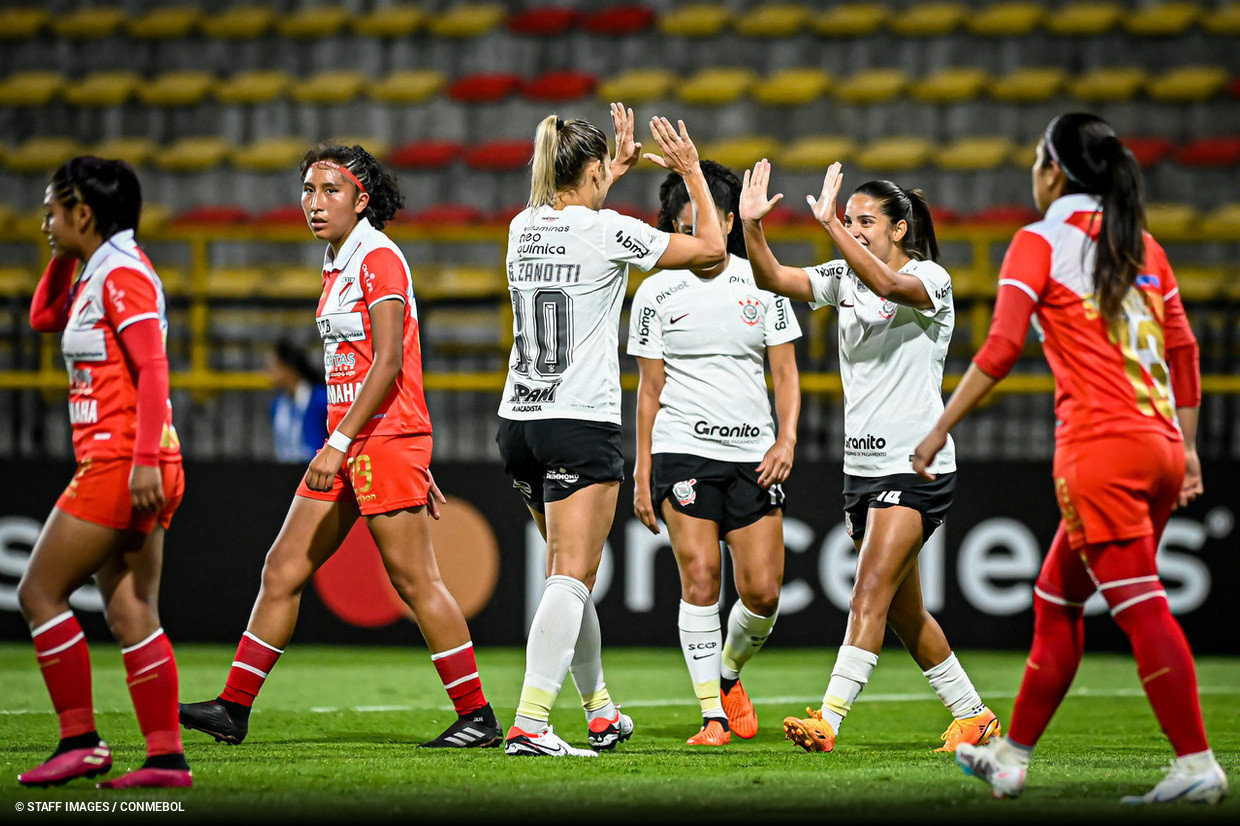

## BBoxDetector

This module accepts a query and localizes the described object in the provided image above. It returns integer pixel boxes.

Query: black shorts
[495,418,624,512]
[842,472,955,543]
[650,453,786,535]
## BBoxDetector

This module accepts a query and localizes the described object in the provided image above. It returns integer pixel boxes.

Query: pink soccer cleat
[18,743,112,787]
[98,767,192,789]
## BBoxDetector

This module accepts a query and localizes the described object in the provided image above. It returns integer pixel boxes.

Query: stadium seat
[833,68,909,105]
[676,67,759,106]
[464,140,535,171]
[507,6,580,36]
[153,137,232,173]
[0,71,65,107]
[125,6,201,39]
[426,3,506,38]
[253,205,308,228]
[909,67,990,105]
[1067,66,1148,103]
[1121,1,1201,36]
[521,71,597,102]
[61,70,141,107]
[1174,136,1240,168]
[448,73,523,104]
[752,68,832,107]
[387,140,465,170]
[657,3,732,37]
[855,137,936,171]
[231,137,308,173]
[778,135,857,169]
[213,70,293,106]
[1200,3,1240,35]
[1142,202,1198,238]
[733,4,813,38]
[1145,66,1229,103]
[91,136,160,168]
[258,266,320,299]
[0,7,49,40]
[367,70,447,106]
[965,204,1041,225]
[964,1,1045,36]
[1172,266,1225,300]
[170,205,251,229]
[351,4,426,38]
[50,6,127,39]
[1,137,85,174]
[404,203,487,226]
[1200,202,1240,241]
[203,267,266,298]
[1043,2,1123,36]
[988,67,1068,103]
[887,2,967,37]
[812,6,889,37]
[699,136,782,172]
[289,70,367,106]
[137,70,217,107]
[198,5,276,39]
[1121,136,1177,168]
[275,5,352,39]
[580,5,658,36]
[596,68,677,104]
[933,136,1016,171]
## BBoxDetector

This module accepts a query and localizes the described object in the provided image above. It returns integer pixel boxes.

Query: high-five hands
[608,102,641,179]
[740,159,783,222]
[807,161,843,228]
[644,116,700,176]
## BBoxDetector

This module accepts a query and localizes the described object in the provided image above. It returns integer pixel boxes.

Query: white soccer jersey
[499,204,670,424]
[806,257,956,477]
[628,256,801,462]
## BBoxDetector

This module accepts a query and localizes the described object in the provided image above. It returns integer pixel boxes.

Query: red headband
[313,160,367,195]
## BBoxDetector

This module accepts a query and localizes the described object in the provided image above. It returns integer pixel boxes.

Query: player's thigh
[543,481,619,578]
[260,494,359,589]
[724,510,785,603]
[367,506,442,584]
[93,527,167,645]
[18,508,127,620]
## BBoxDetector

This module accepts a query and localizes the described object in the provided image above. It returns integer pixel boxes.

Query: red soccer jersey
[979,193,1194,446]
[58,232,180,462]
[315,219,431,437]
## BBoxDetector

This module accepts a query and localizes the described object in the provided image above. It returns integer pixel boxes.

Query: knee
[104,599,159,647]
[738,586,780,619]
[679,560,721,606]
[848,582,891,623]
[259,554,313,599]
[16,575,64,625]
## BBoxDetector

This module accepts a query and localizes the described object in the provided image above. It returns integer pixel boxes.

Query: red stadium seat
[507,6,580,36]
[404,203,486,226]
[447,72,523,104]
[1121,135,1176,168]
[464,140,535,171]
[170,205,251,227]
[930,205,962,226]
[254,205,307,226]
[521,70,597,102]
[965,205,1042,226]
[387,140,464,170]
[1173,136,1240,168]
[492,203,529,225]
[581,5,657,35]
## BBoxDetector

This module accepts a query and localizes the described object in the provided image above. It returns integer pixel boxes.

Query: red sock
[219,632,283,707]
[32,612,95,740]
[431,642,486,715]
[1007,591,1084,748]
[121,630,182,757]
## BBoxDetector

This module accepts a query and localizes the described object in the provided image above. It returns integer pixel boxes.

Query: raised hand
[609,102,641,179]
[806,161,843,227]
[643,116,700,176]
[739,159,783,222]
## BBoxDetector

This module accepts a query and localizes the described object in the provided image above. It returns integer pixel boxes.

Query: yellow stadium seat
[1145,66,1229,103]
[198,5,276,39]
[231,137,310,173]
[1010,139,1039,168]
[833,68,908,105]
[597,68,678,103]
[1122,1,1201,36]
[0,7,49,40]
[699,136,783,171]
[213,70,293,105]
[752,68,832,106]
[0,266,39,296]
[778,136,857,169]
[658,3,733,37]
[677,68,760,106]
[276,5,352,39]
[855,137,936,171]
[965,1,1045,36]
[0,203,19,233]
[426,3,506,38]
[125,6,201,39]
[289,70,368,106]
[205,267,266,299]
[1067,66,1148,103]
[812,6,889,37]
[1172,266,1224,300]
[50,6,127,39]
[352,4,426,38]
[141,203,173,235]
[1142,202,1198,238]
[258,267,320,300]
[62,70,142,107]
[367,70,448,106]
[733,3,813,38]
[934,136,1017,171]
[888,2,967,37]
[0,71,65,107]
[1044,2,1123,36]
[92,136,160,167]
[153,137,232,173]
[1199,203,1240,242]
[2,137,86,174]
[1200,3,1240,35]
[137,70,217,107]
[988,66,1068,103]
[329,137,390,160]
[909,67,990,105]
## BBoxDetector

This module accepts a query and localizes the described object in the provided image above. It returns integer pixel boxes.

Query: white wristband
[326,430,352,453]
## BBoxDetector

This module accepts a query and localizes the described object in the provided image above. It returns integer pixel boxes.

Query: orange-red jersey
[315,218,431,437]
[975,193,1197,447]
[58,231,180,463]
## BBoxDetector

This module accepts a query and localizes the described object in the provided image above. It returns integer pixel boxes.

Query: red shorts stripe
[55,457,184,532]
[295,433,433,516]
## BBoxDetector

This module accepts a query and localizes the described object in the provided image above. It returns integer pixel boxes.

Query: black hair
[274,338,323,386]
[1041,112,1145,322]
[299,142,404,229]
[851,180,939,263]
[49,155,142,240]
[656,159,746,259]
[528,114,610,208]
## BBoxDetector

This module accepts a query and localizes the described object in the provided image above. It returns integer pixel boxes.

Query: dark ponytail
[300,142,404,229]
[656,158,746,258]
[1042,113,1145,322]
[852,179,939,262]
[50,156,142,240]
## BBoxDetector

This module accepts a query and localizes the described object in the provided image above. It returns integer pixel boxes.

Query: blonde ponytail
[528,115,561,208]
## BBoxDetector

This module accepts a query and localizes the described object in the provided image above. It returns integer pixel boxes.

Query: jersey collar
[1044,193,1103,224]
[78,229,140,285]
[322,217,376,273]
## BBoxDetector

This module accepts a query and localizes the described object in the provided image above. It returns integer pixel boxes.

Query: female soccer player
[739,159,1000,755]
[179,143,501,749]
[629,160,800,746]
[499,104,726,757]
[19,156,191,789]
[913,113,1227,805]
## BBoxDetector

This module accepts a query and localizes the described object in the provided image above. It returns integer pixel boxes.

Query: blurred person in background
[179,142,502,750]
[19,156,191,789]
[914,113,1226,806]
[498,104,725,757]
[629,159,800,747]
[740,159,1000,756]
[267,337,329,462]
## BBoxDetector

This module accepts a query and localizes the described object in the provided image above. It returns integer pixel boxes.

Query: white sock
[678,600,723,716]
[720,600,778,681]
[570,596,616,722]
[923,652,988,719]
[999,736,1033,767]
[514,574,588,732]
[821,645,879,734]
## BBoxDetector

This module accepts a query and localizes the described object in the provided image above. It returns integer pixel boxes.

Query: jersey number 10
[511,287,573,377]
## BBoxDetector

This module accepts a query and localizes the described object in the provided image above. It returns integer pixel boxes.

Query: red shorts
[295,432,433,516]
[1051,431,1183,550]
[56,457,184,533]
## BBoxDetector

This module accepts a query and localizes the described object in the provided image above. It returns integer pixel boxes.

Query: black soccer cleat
[179,698,249,745]
[418,702,502,748]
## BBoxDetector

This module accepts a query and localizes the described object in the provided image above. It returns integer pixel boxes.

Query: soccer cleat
[504,725,598,757]
[98,767,192,789]
[935,708,1001,753]
[1121,760,1228,805]
[179,698,249,745]
[18,742,112,787]
[721,680,758,739]
[783,708,836,753]
[587,709,634,751]
[686,719,731,746]
[419,703,502,748]
[956,740,1026,799]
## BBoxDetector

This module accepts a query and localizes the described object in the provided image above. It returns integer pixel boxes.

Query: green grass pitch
[1,644,1236,823]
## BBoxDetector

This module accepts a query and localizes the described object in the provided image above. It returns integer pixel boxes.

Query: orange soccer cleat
[721,680,758,739]
[935,708,1001,753]
[686,719,731,746]
[783,708,836,753]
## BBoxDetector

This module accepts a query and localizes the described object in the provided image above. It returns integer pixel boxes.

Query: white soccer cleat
[956,740,1026,799]
[1121,760,1228,805]
[504,724,598,757]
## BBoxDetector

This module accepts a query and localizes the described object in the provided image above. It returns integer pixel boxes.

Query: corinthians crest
[738,296,761,326]
[672,478,697,506]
